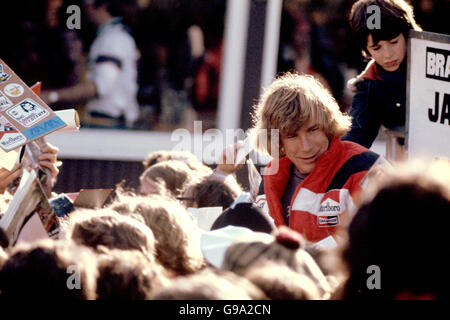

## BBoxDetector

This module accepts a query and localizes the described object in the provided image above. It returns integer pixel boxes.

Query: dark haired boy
[342,0,422,149]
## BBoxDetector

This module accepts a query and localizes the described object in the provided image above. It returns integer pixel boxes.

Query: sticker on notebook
[22,115,65,140]
[0,91,13,111]
[0,116,26,150]
[0,64,11,83]
[7,98,49,127]
[3,83,24,97]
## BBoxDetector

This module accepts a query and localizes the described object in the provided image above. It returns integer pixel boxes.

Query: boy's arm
[342,81,381,148]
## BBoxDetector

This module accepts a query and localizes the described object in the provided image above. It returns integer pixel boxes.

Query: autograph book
[0,58,66,152]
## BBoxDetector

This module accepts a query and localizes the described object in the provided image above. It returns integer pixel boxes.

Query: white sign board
[406,31,450,160]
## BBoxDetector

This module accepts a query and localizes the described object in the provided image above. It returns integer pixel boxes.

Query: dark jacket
[342,60,407,148]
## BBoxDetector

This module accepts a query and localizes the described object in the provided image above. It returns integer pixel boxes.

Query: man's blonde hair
[251,73,352,157]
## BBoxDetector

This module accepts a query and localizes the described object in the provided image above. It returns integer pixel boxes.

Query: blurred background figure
[3,0,85,94]
[40,0,140,129]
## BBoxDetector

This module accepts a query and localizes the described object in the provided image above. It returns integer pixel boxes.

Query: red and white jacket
[263,138,379,242]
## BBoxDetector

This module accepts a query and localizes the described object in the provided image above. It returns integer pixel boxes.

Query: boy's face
[366,33,406,72]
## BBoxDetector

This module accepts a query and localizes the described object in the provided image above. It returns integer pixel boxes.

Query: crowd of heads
[1,142,449,300]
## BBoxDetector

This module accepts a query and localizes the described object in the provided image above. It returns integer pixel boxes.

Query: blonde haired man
[252,73,380,243]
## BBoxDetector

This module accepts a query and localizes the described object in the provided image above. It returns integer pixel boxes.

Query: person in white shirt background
[42,0,140,129]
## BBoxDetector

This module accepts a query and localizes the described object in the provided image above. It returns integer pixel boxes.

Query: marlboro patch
[0,91,13,111]
[0,116,26,150]
[317,191,341,227]
[7,98,49,127]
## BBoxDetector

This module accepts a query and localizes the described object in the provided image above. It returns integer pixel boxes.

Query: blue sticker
[22,116,66,140]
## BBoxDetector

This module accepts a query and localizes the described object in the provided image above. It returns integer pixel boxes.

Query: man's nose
[298,134,312,152]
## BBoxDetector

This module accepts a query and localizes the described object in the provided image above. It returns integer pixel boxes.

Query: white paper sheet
[188,206,223,231]
[200,225,272,267]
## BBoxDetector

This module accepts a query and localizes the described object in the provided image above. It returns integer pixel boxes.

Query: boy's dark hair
[349,0,421,58]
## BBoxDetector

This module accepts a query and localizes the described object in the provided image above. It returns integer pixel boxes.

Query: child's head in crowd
[139,160,196,197]
[182,175,242,209]
[143,150,212,176]
[108,193,205,275]
[0,239,98,299]
[95,248,167,299]
[66,208,156,263]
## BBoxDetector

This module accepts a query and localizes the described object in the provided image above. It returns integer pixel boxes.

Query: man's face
[366,33,406,72]
[280,119,330,174]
